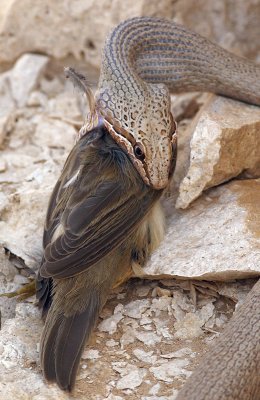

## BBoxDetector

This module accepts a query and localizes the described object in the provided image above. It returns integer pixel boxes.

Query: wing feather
[40,128,162,279]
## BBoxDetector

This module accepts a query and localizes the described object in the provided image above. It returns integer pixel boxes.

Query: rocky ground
[0,54,259,400]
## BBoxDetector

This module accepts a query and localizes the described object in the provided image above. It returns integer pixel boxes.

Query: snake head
[97,84,177,190]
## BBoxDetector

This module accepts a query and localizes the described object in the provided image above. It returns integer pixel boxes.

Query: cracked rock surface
[0,44,259,399]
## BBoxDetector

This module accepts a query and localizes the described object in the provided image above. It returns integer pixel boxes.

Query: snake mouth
[103,118,173,190]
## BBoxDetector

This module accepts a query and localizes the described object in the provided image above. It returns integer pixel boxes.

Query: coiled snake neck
[96,17,260,190]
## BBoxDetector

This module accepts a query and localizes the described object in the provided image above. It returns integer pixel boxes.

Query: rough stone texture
[176,95,260,209]
[0,43,259,398]
[0,0,174,71]
[145,179,260,279]
[9,54,49,107]
[0,278,256,399]
[0,0,259,71]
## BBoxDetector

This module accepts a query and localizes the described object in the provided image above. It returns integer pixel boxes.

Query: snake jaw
[103,118,150,187]
[103,117,176,190]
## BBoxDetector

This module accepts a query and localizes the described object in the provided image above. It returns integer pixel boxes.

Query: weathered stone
[116,366,147,390]
[0,0,258,71]
[98,311,123,334]
[0,305,69,400]
[0,72,15,118]
[9,54,49,107]
[0,0,173,70]
[144,179,260,279]
[0,174,58,269]
[33,115,76,149]
[176,95,260,209]
[149,359,191,383]
[133,348,157,364]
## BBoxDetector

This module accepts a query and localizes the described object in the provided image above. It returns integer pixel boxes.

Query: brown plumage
[36,125,175,391]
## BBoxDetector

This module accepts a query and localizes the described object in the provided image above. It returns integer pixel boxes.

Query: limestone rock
[176,95,260,209]
[0,275,255,398]
[0,0,174,70]
[0,72,15,118]
[0,304,69,400]
[0,0,258,71]
[144,179,260,280]
[0,152,63,269]
[9,54,49,107]
[33,115,76,149]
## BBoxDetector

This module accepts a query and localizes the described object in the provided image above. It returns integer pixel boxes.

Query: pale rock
[27,91,48,108]
[149,359,190,383]
[123,299,150,319]
[197,302,215,325]
[82,349,100,360]
[0,113,14,148]
[0,303,69,400]
[171,292,195,321]
[135,331,161,346]
[148,383,161,395]
[145,179,260,280]
[0,72,15,119]
[106,339,118,347]
[114,303,124,314]
[47,92,82,121]
[112,361,127,373]
[0,158,6,171]
[98,311,123,334]
[174,314,204,339]
[9,54,49,107]
[106,395,124,400]
[0,248,17,280]
[142,324,153,332]
[116,367,147,390]
[0,176,57,269]
[153,318,173,339]
[160,348,194,359]
[40,76,64,98]
[142,397,177,400]
[151,297,172,315]
[151,287,172,298]
[176,96,260,209]
[0,273,20,323]
[140,316,153,326]
[120,326,137,348]
[0,0,259,70]
[0,0,175,69]
[133,348,157,364]
[33,115,76,149]
[13,275,29,285]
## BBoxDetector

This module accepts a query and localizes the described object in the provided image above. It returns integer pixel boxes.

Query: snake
[94,17,260,400]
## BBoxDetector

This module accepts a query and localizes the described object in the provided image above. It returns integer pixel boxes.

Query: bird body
[36,125,167,390]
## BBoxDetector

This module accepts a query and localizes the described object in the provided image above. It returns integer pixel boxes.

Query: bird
[36,116,176,391]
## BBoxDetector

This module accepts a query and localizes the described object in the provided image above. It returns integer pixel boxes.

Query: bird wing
[40,138,161,279]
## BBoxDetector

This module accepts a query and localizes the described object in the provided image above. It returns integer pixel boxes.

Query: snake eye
[134,143,145,161]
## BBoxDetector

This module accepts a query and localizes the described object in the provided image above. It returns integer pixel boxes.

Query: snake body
[97,17,260,190]
[96,17,260,400]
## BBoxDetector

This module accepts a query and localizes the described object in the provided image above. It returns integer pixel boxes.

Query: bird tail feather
[40,292,100,391]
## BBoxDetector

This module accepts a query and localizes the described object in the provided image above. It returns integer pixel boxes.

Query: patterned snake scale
[96,17,260,190]
[95,17,260,400]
